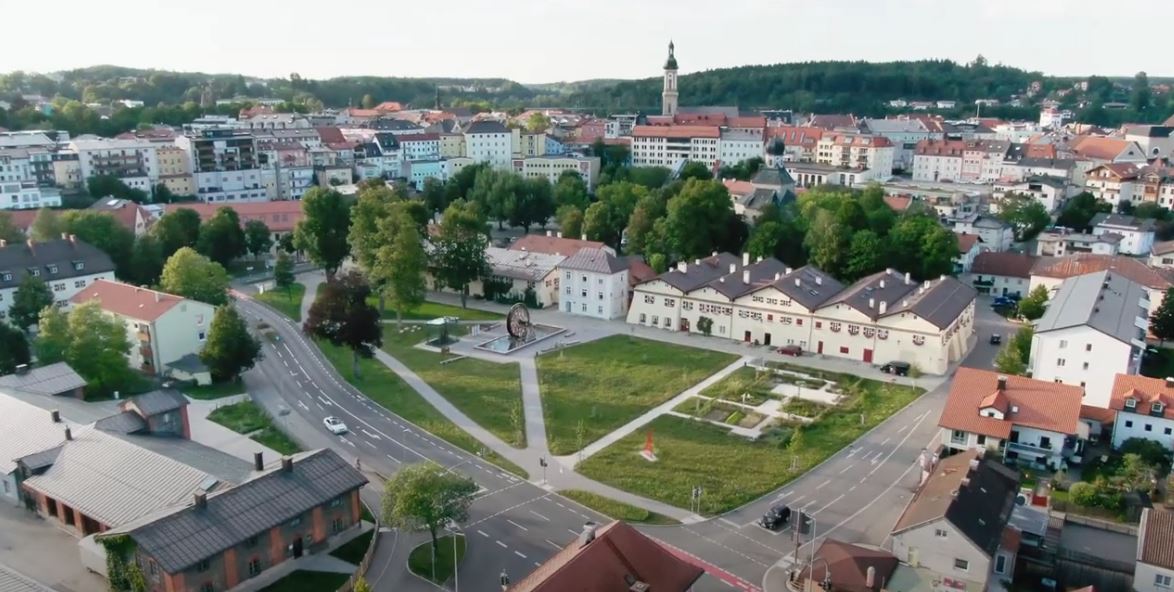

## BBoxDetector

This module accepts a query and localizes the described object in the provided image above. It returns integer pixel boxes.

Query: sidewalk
[298,270,326,322]
[185,394,283,464]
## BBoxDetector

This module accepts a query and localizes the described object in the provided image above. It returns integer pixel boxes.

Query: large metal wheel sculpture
[506,303,533,341]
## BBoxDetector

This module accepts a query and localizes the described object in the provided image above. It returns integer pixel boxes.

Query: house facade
[912,139,966,182]
[557,248,630,320]
[1136,508,1174,592]
[0,237,116,326]
[1109,375,1174,451]
[1091,213,1156,256]
[967,252,1036,297]
[630,125,721,169]
[463,120,512,168]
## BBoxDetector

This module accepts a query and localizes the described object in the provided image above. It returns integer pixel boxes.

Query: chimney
[254,452,264,471]
[815,276,822,286]
[546,230,552,237]
[774,272,781,281]
[742,252,750,266]
[0,239,5,248]
[1165,377,1174,389]
[795,278,801,287]
[694,259,701,265]
[677,262,687,273]
[578,521,597,547]
[64,427,72,441]
[50,409,60,423]
[869,298,875,309]
[879,279,886,289]
[729,263,737,274]
[556,232,562,238]
[866,566,876,589]
[879,301,887,314]
[154,291,161,303]
[997,375,1007,391]
[886,267,894,274]
[1010,405,1020,414]
[281,457,294,473]
[756,256,763,263]
[905,272,912,285]
[194,491,207,509]
[719,276,725,283]
[742,270,750,284]
[785,267,793,275]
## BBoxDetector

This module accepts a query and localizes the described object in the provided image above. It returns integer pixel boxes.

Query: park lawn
[181,379,245,400]
[699,366,774,405]
[578,373,923,514]
[367,297,503,321]
[408,535,466,585]
[258,571,349,592]
[381,326,525,448]
[207,400,302,455]
[253,426,301,455]
[537,335,738,455]
[316,339,529,479]
[559,490,679,525]
[330,529,375,565]
[256,282,306,322]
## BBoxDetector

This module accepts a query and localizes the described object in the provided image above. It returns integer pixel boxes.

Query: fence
[1063,512,1138,536]
[336,500,380,592]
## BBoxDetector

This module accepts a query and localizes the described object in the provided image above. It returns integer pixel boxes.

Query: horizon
[1,0,1171,83]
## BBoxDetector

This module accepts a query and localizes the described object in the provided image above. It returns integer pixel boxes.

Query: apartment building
[626,255,976,374]
[814,134,895,177]
[993,177,1068,213]
[960,140,1010,183]
[175,129,265,203]
[0,148,62,210]
[630,125,721,169]
[912,139,967,182]
[717,129,763,167]
[1136,508,1174,592]
[0,237,116,325]
[397,133,441,161]
[1035,229,1121,257]
[967,252,1037,298]
[155,146,194,197]
[1091,213,1156,256]
[1109,374,1174,451]
[464,120,512,168]
[509,155,601,190]
[764,126,824,162]
[1084,162,1145,207]
[70,138,158,191]
[512,130,547,157]
[557,248,630,320]
[857,118,939,170]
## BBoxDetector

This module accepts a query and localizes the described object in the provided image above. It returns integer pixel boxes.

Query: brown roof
[809,114,856,130]
[1153,240,1174,256]
[627,259,656,286]
[938,367,1084,438]
[1108,374,1174,419]
[956,233,982,254]
[893,453,974,531]
[766,126,825,147]
[1030,254,1174,290]
[1080,404,1117,424]
[883,195,912,212]
[722,179,755,197]
[510,522,704,592]
[89,199,148,232]
[1070,136,1135,161]
[1141,508,1174,569]
[632,125,721,139]
[795,540,898,592]
[70,279,188,322]
[170,201,304,233]
[509,234,606,257]
[972,252,1037,278]
[915,139,967,157]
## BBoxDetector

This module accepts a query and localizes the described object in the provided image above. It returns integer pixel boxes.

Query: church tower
[662,41,679,116]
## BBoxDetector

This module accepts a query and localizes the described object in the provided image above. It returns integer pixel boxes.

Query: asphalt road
[233,292,1015,592]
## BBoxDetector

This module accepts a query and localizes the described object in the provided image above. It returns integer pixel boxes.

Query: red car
[777,345,803,357]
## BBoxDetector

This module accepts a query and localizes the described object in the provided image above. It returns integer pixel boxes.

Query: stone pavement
[185,394,283,464]
[298,270,326,322]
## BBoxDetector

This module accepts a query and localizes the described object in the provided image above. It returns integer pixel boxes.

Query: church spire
[661,40,679,116]
[664,40,678,71]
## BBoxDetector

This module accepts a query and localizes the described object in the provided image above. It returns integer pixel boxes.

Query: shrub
[1068,482,1096,506]
[1120,438,1172,476]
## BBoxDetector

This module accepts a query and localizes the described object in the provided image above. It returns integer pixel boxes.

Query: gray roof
[113,434,254,485]
[768,266,845,310]
[0,393,71,474]
[827,269,921,321]
[1020,175,1066,190]
[708,259,789,299]
[655,253,741,292]
[737,188,779,210]
[0,362,86,396]
[559,247,627,275]
[114,449,367,573]
[751,166,795,188]
[165,353,208,374]
[16,445,62,472]
[1091,213,1158,233]
[0,386,122,424]
[886,276,978,329]
[720,129,764,142]
[485,246,564,282]
[464,120,509,135]
[1035,270,1149,344]
[0,238,114,291]
[859,118,929,134]
[946,458,1019,556]
[127,389,189,417]
[1011,157,1077,170]
[93,411,147,434]
[0,563,55,592]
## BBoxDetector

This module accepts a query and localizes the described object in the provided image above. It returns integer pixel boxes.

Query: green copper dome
[664,41,678,70]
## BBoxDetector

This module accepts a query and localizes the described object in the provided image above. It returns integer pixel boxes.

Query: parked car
[777,345,803,357]
[323,416,348,435]
[760,504,792,530]
[992,296,1016,308]
[880,361,911,376]
[990,333,1002,345]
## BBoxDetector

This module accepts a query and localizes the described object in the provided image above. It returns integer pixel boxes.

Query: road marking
[466,493,550,528]
[800,500,815,512]
[839,463,855,474]
[554,502,566,508]
[496,540,507,548]
[530,510,550,522]
[385,454,401,464]
[339,437,356,448]
[880,436,891,446]
[477,530,489,538]
[362,429,381,440]
[774,490,794,500]
[297,401,309,411]
[506,519,528,531]
[317,396,332,407]
[514,550,527,559]
[719,518,741,528]
[567,528,579,536]
[846,447,859,458]
[534,561,541,567]
[815,479,832,490]
[789,494,807,506]
[364,440,376,448]
[813,494,845,515]
[544,538,561,549]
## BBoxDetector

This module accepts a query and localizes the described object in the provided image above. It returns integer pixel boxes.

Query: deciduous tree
[583,181,646,249]
[28,208,64,242]
[62,211,135,278]
[197,207,246,266]
[370,210,427,328]
[553,171,589,212]
[1017,285,1050,321]
[433,201,489,308]
[381,462,477,552]
[9,275,53,331]
[160,247,230,305]
[678,161,713,182]
[273,252,295,296]
[126,235,165,287]
[243,220,273,259]
[0,211,24,243]
[294,188,352,279]
[200,305,261,382]
[1151,287,1174,345]
[303,270,382,377]
[0,322,30,374]
[660,179,739,260]
[152,207,203,258]
[555,205,584,240]
[36,300,133,397]
[805,210,848,276]
[998,193,1050,241]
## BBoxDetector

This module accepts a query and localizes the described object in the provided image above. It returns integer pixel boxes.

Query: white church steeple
[662,41,679,116]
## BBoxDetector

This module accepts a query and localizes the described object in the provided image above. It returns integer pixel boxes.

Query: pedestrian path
[518,357,549,456]
[299,271,325,322]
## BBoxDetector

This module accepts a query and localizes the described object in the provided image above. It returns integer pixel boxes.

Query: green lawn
[367,298,503,321]
[381,327,525,447]
[207,400,302,455]
[259,571,349,592]
[253,426,301,455]
[537,336,738,455]
[180,379,245,400]
[256,282,306,322]
[316,339,529,478]
[578,371,923,514]
[559,490,679,525]
[699,366,774,405]
[330,529,375,565]
[408,535,466,585]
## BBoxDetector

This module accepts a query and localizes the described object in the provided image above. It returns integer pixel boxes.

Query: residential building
[155,146,194,197]
[236,112,310,130]
[175,129,265,203]
[0,149,62,210]
[960,140,1010,183]
[510,155,601,190]
[460,247,563,308]
[1068,136,1148,165]
[439,133,465,158]
[1137,508,1174,592]
[1151,241,1174,268]
[0,393,71,505]
[0,362,86,400]
[511,130,546,157]
[967,252,1036,297]
[953,216,1015,253]
[1035,229,1121,257]
[787,161,877,188]
[1030,271,1149,406]
[509,233,612,258]
[790,540,898,592]
[626,256,976,374]
[1000,158,1078,185]
[954,233,982,274]
[99,449,366,592]
[630,125,721,169]
[406,159,446,190]
[939,369,1085,469]
[510,521,703,592]
[1039,108,1074,129]
[1030,254,1174,316]
[1108,374,1174,451]
[722,179,780,222]
[912,139,966,182]
[1091,213,1157,256]
[0,237,116,325]
[858,118,938,171]
[1084,162,1145,207]
[814,134,895,177]
[88,198,153,237]
[397,133,441,161]
[718,129,763,167]
[889,450,1020,591]
[764,126,824,162]
[558,248,629,320]
[71,280,215,382]
[70,138,158,191]
[464,120,512,168]
[993,177,1069,214]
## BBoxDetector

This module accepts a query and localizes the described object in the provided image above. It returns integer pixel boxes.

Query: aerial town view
[2,2,1174,592]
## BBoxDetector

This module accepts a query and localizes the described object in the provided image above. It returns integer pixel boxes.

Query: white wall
[561,268,628,320]
[1029,326,1134,408]
[0,271,115,325]
[891,521,990,588]
[1112,409,1174,450]
[1135,561,1174,592]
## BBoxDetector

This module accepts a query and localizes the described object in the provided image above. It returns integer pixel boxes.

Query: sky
[2,0,1170,83]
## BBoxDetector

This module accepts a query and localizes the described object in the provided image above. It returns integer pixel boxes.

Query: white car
[323,416,348,435]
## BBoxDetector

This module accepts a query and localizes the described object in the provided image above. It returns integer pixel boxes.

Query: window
[1057,358,1066,367]
[198,331,207,341]
[1059,340,1067,348]
[329,497,343,508]
[1156,574,1172,588]
[839,346,849,354]
[1126,420,1134,428]
[934,528,948,538]
[46,264,57,274]
[639,313,646,323]
[977,435,986,445]
[289,516,302,527]
[247,558,262,577]
[1085,343,1092,352]
[332,517,345,533]
[953,558,969,571]
[644,295,655,304]
[995,554,1007,574]
[1146,424,1153,432]
[197,559,210,572]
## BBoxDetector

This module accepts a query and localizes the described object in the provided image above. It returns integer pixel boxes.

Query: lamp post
[804,556,832,592]
[445,520,462,592]
[539,457,548,484]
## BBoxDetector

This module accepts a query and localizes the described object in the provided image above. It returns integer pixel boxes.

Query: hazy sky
[3,0,1169,82]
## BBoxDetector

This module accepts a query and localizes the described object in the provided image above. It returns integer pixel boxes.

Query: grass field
[368,298,503,321]
[382,326,525,448]
[537,336,738,455]
[256,282,306,321]
[558,490,679,525]
[330,529,375,565]
[578,371,923,513]
[181,379,245,400]
[316,340,529,478]
[207,400,301,455]
[408,535,466,585]
[699,366,774,405]
[259,571,349,592]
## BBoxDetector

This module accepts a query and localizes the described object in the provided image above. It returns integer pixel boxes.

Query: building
[70,138,158,191]
[1136,508,1174,592]
[510,155,601,190]
[1091,213,1156,256]
[993,177,1069,214]
[155,146,194,197]
[938,368,1085,469]
[1035,229,1121,257]
[765,126,824,163]
[858,118,938,171]
[1084,162,1144,207]
[0,148,63,210]
[661,42,679,117]
[912,139,967,182]
[1108,375,1174,451]
[0,362,86,400]
[88,198,153,237]
[889,451,1020,592]
[1069,136,1147,165]
[954,233,983,274]
[0,393,71,505]
[1000,157,1078,186]
[960,140,1010,183]
[630,125,720,169]
[968,252,1036,297]
[1151,241,1174,268]
[557,248,630,320]
[71,280,216,382]
[814,134,895,178]
[1030,254,1174,316]
[509,233,611,258]
[171,201,303,251]
[449,247,564,308]
[0,237,116,325]
[626,255,976,374]
[397,133,441,161]
[99,449,366,592]
[510,521,703,592]
[1030,271,1149,406]
[463,120,512,168]
[718,129,763,167]
[722,179,780,222]
[175,130,265,203]
[952,216,1015,253]
[791,539,897,592]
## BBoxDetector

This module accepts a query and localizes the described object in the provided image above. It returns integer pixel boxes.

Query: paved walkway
[299,271,326,323]
[518,357,548,456]
[185,394,283,463]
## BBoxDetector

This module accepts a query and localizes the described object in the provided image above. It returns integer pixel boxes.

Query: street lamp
[803,556,832,592]
[445,520,462,592]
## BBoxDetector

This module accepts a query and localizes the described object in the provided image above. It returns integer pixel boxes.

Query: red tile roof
[729,116,766,129]
[766,126,825,147]
[794,540,898,592]
[883,195,912,212]
[1024,143,1057,159]
[315,126,346,144]
[1070,136,1134,161]
[373,101,404,112]
[1030,254,1174,290]
[956,233,982,254]
[1109,374,1174,419]
[972,252,1038,278]
[632,125,721,139]
[915,139,967,157]
[809,114,856,130]
[510,234,606,257]
[510,522,704,592]
[1141,508,1174,570]
[70,279,187,322]
[722,179,755,197]
[169,201,304,233]
[938,367,1084,438]
[1081,404,1117,424]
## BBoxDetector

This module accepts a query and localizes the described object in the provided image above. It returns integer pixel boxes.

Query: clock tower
[662,41,679,116]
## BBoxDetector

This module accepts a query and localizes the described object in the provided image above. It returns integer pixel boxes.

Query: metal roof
[0,563,54,592]
[0,239,115,291]
[127,389,189,417]
[0,393,71,474]
[112,434,253,485]
[558,247,627,275]
[112,449,367,573]
[1034,270,1148,344]
[0,362,86,397]
[486,247,564,282]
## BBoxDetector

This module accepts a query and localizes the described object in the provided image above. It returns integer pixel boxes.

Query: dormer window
[28,267,39,277]
[73,260,84,271]
[1125,397,1137,410]
[46,264,57,274]
[1154,402,1165,415]
[0,271,11,282]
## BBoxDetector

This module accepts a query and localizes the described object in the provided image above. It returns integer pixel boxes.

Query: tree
[844,230,885,280]
[29,208,65,241]
[126,235,165,287]
[303,270,382,377]
[526,112,551,132]
[697,316,713,336]
[0,322,30,374]
[243,220,273,260]
[1132,71,1152,113]
[1151,287,1174,344]
[805,210,849,276]
[36,300,133,397]
[152,207,202,258]
[433,202,490,308]
[678,161,714,182]
[277,232,296,254]
[553,171,589,212]
[153,183,177,204]
[381,462,477,555]
[200,305,261,383]
[555,205,584,240]
[0,211,24,243]
[294,188,352,279]
[626,166,670,189]
[273,252,295,295]
[370,211,427,328]
[86,174,148,203]
[1056,192,1111,231]
[421,177,447,214]
[660,179,739,260]
[583,181,647,249]
[352,578,372,592]
[886,214,957,280]
[9,275,54,331]
[35,306,70,366]
[998,193,1050,241]
[468,168,522,230]
[1018,285,1050,321]
[361,94,376,109]
[196,207,246,266]
[160,247,230,305]
[62,211,135,277]
[443,163,486,205]
[625,193,667,256]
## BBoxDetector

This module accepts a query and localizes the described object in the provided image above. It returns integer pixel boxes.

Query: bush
[1069,482,1097,506]
[1120,438,1172,476]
